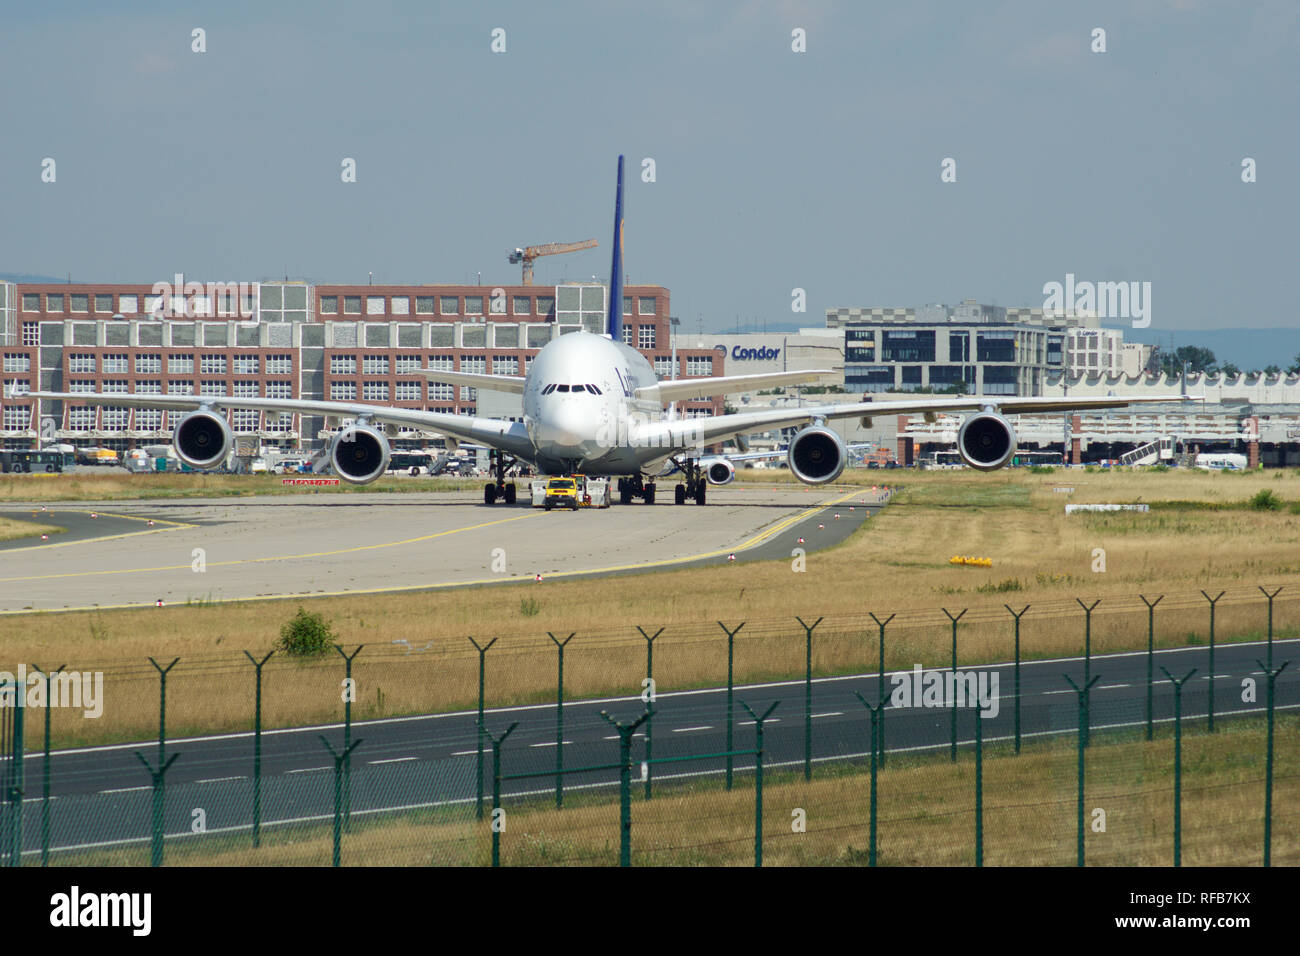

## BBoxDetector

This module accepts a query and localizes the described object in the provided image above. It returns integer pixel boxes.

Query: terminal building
[0,278,725,451]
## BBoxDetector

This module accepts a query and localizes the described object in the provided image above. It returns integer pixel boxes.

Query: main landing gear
[672,458,707,505]
[616,474,656,505]
[483,449,518,505]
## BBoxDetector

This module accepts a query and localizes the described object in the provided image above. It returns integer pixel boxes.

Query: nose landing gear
[483,449,518,505]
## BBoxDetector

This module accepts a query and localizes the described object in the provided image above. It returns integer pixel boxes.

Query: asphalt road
[6,637,1296,859]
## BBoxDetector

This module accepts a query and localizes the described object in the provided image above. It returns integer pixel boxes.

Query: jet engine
[329,423,391,484]
[957,411,1017,471]
[172,409,233,470]
[703,458,736,486]
[787,426,846,484]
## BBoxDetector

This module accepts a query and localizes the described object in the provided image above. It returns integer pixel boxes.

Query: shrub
[1250,489,1282,511]
[1028,465,1056,474]
[520,597,540,617]
[277,606,337,657]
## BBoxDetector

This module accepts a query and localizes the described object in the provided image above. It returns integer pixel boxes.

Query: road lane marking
[368,757,417,765]
[195,776,246,784]
[673,726,712,733]
[286,766,331,774]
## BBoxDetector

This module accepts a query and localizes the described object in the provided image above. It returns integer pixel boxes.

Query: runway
[0,484,886,613]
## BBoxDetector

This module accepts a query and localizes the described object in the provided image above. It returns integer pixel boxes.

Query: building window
[200,381,226,397]
[459,386,476,402]
[362,382,389,401]
[233,355,259,374]
[168,354,195,373]
[686,355,713,376]
[395,381,421,401]
[512,296,531,315]
[429,354,454,371]
[4,379,30,396]
[362,355,389,375]
[343,296,361,315]
[320,295,338,314]
[69,354,96,373]
[136,409,163,430]
[638,297,656,315]
[70,294,89,313]
[99,380,128,393]
[167,381,195,395]
[68,380,96,393]
[391,296,410,315]
[95,294,113,313]
[231,409,259,433]
[331,382,357,400]
[20,323,37,346]
[429,383,455,401]
[621,325,633,345]
[101,354,128,373]
[4,406,32,429]
[330,355,357,374]
[265,354,292,374]
[535,296,555,318]
[135,380,163,394]
[653,356,674,377]
[638,325,656,349]
[416,296,435,314]
[232,381,259,397]
[3,354,31,372]
[116,294,137,313]
[440,296,459,315]
[21,294,40,312]
[199,355,227,375]
[492,356,519,375]
[460,355,486,373]
[366,296,385,315]
[68,407,94,430]
[623,296,633,316]
[976,331,1016,363]
[266,381,292,399]
[464,296,483,316]
[395,355,421,373]
[135,354,162,373]
[881,330,935,363]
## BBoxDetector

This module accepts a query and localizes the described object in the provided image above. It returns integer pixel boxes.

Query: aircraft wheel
[504,483,517,504]
[695,484,706,505]
[484,483,497,504]
[619,488,633,505]
[644,485,655,505]
[674,484,686,505]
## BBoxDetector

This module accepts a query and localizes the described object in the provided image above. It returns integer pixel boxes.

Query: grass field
[0,471,485,502]
[2,466,1299,749]
[49,714,1299,867]
[0,516,63,542]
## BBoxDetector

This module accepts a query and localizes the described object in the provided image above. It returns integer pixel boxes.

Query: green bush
[520,597,540,617]
[1250,489,1282,511]
[1028,465,1056,474]
[277,606,337,657]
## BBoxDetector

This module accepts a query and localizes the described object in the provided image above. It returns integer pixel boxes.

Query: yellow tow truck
[543,476,581,511]
[533,474,611,510]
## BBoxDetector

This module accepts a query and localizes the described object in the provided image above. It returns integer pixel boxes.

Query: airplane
[33,155,1199,507]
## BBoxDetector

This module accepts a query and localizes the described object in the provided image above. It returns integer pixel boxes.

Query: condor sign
[725,345,781,362]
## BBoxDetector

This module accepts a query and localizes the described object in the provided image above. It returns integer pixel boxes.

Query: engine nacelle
[703,458,736,486]
[787,426,846,484]
[172,410,233,470]
[957,411,1017,471]
[329,423,391,484]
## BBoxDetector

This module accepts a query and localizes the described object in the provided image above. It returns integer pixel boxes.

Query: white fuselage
[520,331,674,476]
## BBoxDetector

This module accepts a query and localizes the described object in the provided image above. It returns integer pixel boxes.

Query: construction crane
[508,239,598,285]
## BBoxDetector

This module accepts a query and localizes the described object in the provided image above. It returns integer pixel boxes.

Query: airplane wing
[402,369,526,394]
[28,392,537,459]
[635,394,1203,450]
[635,369,834,404]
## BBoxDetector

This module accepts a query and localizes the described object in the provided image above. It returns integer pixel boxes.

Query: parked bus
[0,449,64,473]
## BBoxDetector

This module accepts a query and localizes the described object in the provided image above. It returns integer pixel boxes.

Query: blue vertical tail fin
[606,155,625,341]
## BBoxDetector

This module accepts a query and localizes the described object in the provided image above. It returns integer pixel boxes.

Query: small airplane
[33,156,1198,506]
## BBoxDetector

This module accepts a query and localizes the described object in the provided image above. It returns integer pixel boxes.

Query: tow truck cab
[544,476,580,511]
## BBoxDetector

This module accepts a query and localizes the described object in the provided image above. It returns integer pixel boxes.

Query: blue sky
[2,0,1296,333]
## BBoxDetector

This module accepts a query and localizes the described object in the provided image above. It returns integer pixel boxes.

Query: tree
[1217,362,1241,377]
[1288,354,1300,375]
[1264,364,1281,376]
[1159,345,1217,377]
[277,606,337,657]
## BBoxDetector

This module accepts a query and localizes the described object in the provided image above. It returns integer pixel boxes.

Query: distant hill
[1106,326,1300,372]
[0,272,65,284]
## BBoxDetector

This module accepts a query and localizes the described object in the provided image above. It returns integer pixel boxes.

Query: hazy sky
[2,0,1297,333]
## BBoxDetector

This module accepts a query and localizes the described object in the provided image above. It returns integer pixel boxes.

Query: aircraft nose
[538,401,590,450]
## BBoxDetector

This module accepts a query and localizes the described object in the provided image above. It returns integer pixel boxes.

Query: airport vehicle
[532,474,609,509]
[1195,452,1248,470]
[543,476,580,510]
[388,452,434,476]
[33,156,1199,505]
[0,449,64,473]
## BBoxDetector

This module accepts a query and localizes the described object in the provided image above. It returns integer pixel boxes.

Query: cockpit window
[556,384,570,392]
[586,384,601,394]
[541,384,554,394]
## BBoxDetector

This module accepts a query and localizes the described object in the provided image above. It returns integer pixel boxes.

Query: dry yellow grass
[0,471,483,502]
[0,516,63,542]
[49,714,1298,866]
[3,466,1299,748]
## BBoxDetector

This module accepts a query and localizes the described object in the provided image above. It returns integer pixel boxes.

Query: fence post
[468,637,497,820]
[1201,591,1224,733]
[318,735,362,867]
[548,632,575,808]
[740,700,779,867]
[134,751,179,867]
[870,613,894,766]
[1259,586,1283,671]
[1063,673,1100,866]
[718,622,744,790]
[636,626,663,799]
[853,691,881,867]
[1139,596,1163,741]
[1256,659,1289,867]
[1159,666,1196,867]
[242,650,274,848]
[30,664,63,867]
[333,644,364,829]
[147,657,179,765]
[1005,606,1030,754]
[600,709,652,867]
[487,722,518,868]
[2,676,24,869]
[795,616,822,781]
[974,705,983,867]
[942,608,966,762]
